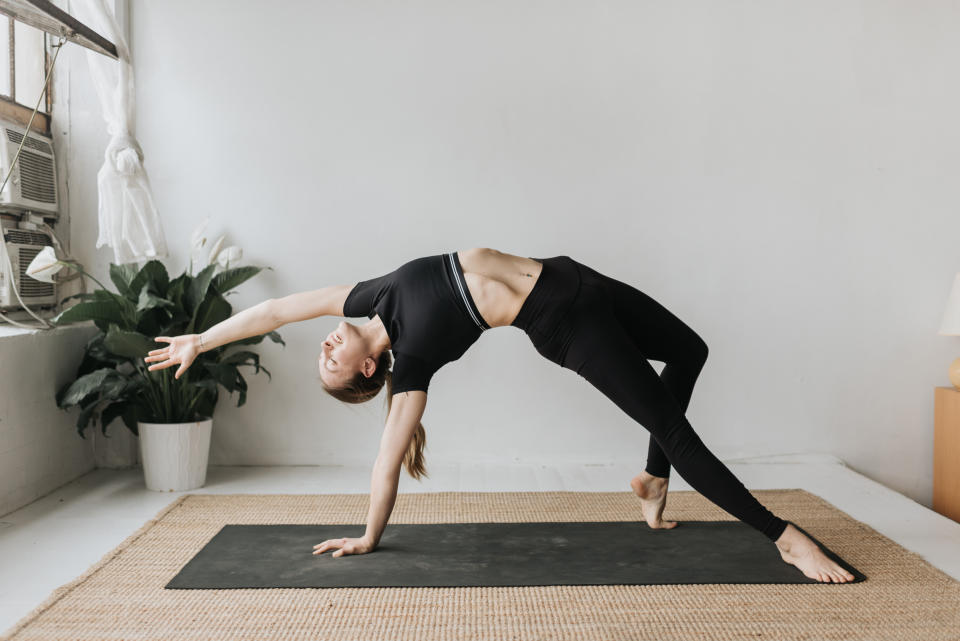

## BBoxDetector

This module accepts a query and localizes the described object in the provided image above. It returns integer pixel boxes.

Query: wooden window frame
[0,15,50,136]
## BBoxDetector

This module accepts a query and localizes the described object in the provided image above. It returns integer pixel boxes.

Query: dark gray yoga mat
[165,519,865,589]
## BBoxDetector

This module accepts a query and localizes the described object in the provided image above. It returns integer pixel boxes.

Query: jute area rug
[2,489,959,641]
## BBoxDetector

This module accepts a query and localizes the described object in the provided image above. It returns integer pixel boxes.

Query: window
[0,16,50,134]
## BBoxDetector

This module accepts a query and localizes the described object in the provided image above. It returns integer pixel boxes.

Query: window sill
[0,320,94,340]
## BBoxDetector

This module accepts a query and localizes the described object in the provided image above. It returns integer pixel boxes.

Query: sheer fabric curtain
[71,0,168,265]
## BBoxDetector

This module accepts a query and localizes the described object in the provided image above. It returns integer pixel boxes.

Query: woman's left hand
[313,536,375,558]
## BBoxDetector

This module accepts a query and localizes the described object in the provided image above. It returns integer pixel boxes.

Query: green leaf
[135,284,175,314]
[193,393,216,423]
[220,350,259,366]
[76,398,100,435]
[77,333,126,375]
[166,275,187,309]
[211,266,268,295]
[202,361,239,392]
[59,291,97,305]
[185,263,217,314]
[109,263,139,299]
[220,350,272,382]
[56,368,123,408]
[121,405,140,436]
[99,401,128,434]
[50,296,127,327]
[189,378,218,396]
[235,372,249,407]
[128,260,169,302]
[191,293,232,334]
[99,370,134,400]
[103,325,157,360]
[228,330,286,348]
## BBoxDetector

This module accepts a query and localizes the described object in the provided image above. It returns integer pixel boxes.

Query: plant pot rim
[138,416,212,426]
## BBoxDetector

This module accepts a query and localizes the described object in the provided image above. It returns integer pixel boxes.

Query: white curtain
[70,0,168,265]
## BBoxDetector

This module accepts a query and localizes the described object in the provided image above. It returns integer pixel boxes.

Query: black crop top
[341,252,491,395]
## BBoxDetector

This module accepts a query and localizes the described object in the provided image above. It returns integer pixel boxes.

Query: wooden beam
[0,0,117,59]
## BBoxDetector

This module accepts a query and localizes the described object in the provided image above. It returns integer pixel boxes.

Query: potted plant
[30,224,284,491]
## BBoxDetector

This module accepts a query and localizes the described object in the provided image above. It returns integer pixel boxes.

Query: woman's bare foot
[629,471,678,529]
[775,523,855,583]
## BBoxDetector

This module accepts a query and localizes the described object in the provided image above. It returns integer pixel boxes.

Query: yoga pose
[145,247,854,583]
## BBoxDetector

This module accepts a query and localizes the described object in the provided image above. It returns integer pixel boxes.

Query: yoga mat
[166,520,865,589]
[6,491,959,641]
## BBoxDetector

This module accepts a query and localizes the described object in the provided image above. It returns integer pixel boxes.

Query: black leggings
[511,255,789,543]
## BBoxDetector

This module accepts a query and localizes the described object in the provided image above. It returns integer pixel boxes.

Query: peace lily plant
[26,220,283,489]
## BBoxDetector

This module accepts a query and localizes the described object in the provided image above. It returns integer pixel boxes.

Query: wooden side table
[934,386,960,523]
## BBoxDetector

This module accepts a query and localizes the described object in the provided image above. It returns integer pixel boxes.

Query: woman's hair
[320,349,428,480]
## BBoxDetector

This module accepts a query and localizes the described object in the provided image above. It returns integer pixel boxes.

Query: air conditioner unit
[0,216,57,310]
[0,119,59,215]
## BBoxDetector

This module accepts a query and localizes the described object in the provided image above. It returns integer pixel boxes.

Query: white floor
[2,453,959,635]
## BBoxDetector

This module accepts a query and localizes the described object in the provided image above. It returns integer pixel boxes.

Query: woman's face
[318,320,367,388]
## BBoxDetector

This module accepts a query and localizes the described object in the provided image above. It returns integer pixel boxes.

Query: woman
[145,247,854,583]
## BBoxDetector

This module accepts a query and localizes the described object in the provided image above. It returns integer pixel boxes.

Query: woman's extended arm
[202,282,356,349]
[145,299,278,377]
[198,299,278,353]
[314,390,428,558]
[272,284,355,325]
[146,284,354,377]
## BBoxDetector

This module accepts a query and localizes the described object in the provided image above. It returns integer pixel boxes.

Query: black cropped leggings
[511,255,789,543]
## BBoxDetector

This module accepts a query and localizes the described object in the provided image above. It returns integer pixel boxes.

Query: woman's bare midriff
[456,248,543,328]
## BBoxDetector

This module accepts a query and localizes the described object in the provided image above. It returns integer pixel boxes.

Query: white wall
[56,0,960,508]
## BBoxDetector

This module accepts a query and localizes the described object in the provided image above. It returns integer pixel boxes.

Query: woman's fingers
[313,538,347,555]
[143,336,196,377]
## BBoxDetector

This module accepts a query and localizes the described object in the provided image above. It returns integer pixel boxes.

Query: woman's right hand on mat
[313,536,375,558]
[145,335,200,380]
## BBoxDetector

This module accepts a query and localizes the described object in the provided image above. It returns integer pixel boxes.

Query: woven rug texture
[2,489,959,641]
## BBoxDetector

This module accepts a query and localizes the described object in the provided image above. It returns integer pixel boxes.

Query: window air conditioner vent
[15,151,56,203]
[0,220,57,309]
[5,228,49,245]
[5,129,53,155]
[0,119,59,215]
[16,245,53,297]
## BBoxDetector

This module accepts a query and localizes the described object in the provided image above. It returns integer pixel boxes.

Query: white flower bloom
[216,245,242,270]
[190,217,210,252]
[206,234,225,266]
[25,246,63,283]
[189,217,212,274]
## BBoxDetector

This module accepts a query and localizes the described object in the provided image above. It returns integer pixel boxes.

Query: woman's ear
[361,356,376,379]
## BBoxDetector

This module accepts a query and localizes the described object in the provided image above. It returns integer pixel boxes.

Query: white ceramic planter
[138,418,213,492]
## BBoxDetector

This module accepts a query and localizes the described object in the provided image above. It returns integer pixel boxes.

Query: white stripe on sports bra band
[447,252,487,330]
